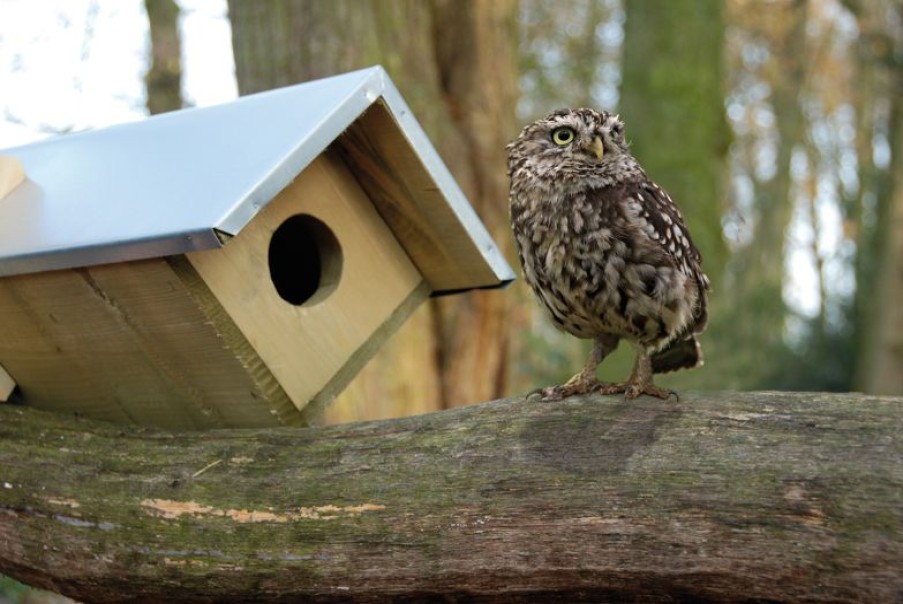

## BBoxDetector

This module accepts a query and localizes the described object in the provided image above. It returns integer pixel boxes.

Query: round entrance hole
[268,214,343,306]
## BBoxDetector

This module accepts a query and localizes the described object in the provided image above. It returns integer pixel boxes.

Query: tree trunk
[143,0,182,115]
[849,0,896,393]
[863,96,903,394]
[226,1,519,420]
[620,0,727,279]
[617,0,729,390]
[1,391,901,603]
[428,0,520,407]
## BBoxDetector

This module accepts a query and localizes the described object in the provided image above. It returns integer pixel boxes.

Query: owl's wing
[626,179,711,333]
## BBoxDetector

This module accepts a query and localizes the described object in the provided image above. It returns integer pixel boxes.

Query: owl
[507,108,710,400]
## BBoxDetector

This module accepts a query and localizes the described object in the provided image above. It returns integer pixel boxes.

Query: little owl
[507,108,710,400]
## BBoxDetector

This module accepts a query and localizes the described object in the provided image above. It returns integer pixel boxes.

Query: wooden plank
[0,258,298,429]
[85,258,299,428]
[337,101,503,292]
[0,155,25,200]
[0,361,14,402]
[188,149,425,415]
[0,268,142,423]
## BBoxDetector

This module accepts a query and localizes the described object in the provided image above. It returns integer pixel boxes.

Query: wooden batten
[187,148,427,419]
[0,361,14,402]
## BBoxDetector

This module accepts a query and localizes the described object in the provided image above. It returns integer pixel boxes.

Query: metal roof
[0,66,514,289]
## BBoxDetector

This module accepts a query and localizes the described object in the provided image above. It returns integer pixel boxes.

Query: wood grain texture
[0,259,292,428]
[0,391,900,603]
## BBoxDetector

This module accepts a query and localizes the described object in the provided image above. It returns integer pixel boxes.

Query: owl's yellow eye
[551,127,576,146]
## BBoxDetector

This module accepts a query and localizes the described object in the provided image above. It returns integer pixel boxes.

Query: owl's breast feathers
[511,175,710,355]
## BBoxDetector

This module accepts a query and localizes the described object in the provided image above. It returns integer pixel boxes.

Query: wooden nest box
[0,67,514,429]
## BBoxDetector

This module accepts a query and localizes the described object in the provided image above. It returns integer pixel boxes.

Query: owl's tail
[651,336,703,374]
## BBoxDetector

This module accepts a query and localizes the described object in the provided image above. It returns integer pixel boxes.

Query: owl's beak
[586,136,604,160]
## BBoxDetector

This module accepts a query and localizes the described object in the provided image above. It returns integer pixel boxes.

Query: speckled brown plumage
[507,108,710,400]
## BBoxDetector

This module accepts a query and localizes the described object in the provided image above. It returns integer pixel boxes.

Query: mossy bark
[1,391,901,602]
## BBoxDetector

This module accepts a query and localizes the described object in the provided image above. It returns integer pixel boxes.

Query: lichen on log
[0,391,901,603]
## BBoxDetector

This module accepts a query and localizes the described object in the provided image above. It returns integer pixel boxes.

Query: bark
[1,391,901,603]
[226,1,519,418]
[143,0,182,115]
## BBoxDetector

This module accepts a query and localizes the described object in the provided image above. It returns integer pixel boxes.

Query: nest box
[0,67,514,429]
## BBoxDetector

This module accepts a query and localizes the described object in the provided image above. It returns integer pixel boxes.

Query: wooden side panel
[188,149,426,415]
[337,101,505,292]
[0,258,297,429]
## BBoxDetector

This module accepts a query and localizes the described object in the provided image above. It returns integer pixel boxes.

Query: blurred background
[0,1,901,600]
[1,0,902,430]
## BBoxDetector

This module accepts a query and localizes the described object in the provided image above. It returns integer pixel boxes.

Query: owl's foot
[595,351,679,401]
[529,335,620,402]
[595,381,677,401]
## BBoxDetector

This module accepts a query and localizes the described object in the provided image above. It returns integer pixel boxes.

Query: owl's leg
[536,334,618,401]
[597,350,676,401]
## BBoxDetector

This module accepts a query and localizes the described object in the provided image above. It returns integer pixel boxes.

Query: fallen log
[0,391,901,603]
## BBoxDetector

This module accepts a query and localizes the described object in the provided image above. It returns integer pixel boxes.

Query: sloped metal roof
[0,66,514,290]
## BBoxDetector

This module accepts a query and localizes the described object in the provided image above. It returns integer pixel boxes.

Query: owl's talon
[540,386,566,402]
[525,388,546,401]
[527,386,564,402]
[529,377,602,402]
[525,385,565,402]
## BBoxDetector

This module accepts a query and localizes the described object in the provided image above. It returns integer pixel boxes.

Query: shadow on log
[0,391,901,603]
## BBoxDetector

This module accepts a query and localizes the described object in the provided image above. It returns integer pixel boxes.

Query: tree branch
[1,391,901,602]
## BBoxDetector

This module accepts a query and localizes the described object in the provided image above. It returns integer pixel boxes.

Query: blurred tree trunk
[682,0,809,390]
[144,0,182,115]
[620,0,727,279]
[863,96,903,394]
[618,0,728,388]
[226,1,519,421]
[848,0,902,395]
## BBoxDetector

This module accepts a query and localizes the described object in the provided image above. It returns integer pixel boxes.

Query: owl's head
[506,108,633,183]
